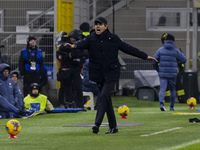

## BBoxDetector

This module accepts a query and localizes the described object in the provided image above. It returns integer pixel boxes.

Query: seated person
[24,83,54,115]
[82,59,100,109]
[9,71,25,115]
[0,63,35,119]
[0,95,35,119]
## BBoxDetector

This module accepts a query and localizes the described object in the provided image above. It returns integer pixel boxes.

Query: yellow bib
[24,94,47,115]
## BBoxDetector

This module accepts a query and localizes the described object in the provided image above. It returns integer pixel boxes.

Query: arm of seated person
[45,100,55,112]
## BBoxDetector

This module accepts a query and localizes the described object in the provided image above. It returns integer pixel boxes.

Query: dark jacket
[153,40,186,78]
[75,29,148,83]
[57,44,88,69]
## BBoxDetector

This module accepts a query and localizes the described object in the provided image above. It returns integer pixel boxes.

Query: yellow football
[187,97,197,106]
[118,105,130,116]
[5,119,21,136]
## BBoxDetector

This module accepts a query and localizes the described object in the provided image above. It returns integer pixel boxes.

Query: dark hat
[68,29,83,40]
[30,83,40,90]
[94,17,107,25]
[161,33,175,44]
[79,22,90,32]
[30,83,40,97]
[27,36,36,43]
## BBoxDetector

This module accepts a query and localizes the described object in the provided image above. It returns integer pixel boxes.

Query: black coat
[75,29,148,83]
[57,45,88,69]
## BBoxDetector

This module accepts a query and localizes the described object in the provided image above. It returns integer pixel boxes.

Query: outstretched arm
[64,43,77,49]
[0,95,19,113]
[147,56,158,62]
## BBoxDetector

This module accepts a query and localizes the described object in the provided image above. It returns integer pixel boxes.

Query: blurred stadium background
[0,0,199,101]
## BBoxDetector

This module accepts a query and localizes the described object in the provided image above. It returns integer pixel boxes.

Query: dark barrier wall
[183,70,199,102]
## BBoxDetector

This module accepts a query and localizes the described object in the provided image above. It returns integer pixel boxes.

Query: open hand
[64,43,76,49]
[147,56,158,62]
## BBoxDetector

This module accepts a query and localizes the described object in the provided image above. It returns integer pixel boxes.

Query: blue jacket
[0,64,18,112]
[19,47,43,76]
[153,40,186,78]
[9,71,24,111]
[82,59,99,94]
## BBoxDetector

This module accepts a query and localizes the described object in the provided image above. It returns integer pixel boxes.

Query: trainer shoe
[92,125,99,134]
[21,110,36,119]
[170,107,175,111]
[105,127,118,134]
[160,104,166,111]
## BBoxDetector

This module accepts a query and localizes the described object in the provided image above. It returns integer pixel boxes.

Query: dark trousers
[58,68,84,108]
[23,74,40,97]
[95,81,117,129]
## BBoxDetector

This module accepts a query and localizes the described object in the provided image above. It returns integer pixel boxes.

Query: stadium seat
[83,92,94,110]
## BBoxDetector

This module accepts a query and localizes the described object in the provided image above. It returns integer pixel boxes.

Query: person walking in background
[82,59,100,110]
[164,48,186,103]
[19,36,43,97]
[153,33,186,111]
[65,17,157,134]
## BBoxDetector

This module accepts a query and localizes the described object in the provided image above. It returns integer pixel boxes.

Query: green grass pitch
[1,96,200,150]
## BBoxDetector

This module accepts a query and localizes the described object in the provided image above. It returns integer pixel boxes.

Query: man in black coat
[65,17,157,134]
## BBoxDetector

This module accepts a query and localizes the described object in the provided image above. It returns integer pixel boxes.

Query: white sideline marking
[141,127,183,137]
[160,139,200,150]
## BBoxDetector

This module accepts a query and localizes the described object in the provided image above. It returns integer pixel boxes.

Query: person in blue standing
[9,71,25,117]
[19,36,43,97]
[153,33,187,111]
[82,59,100,110]
[0,63,35,119]
[65,17,157,134]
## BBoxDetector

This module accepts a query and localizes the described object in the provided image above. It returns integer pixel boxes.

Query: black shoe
[189,118,200,123]
[160,104,166,111]
[92,125,99,134]
[105,128,118,134]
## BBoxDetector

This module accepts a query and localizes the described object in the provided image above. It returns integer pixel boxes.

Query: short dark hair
[79,22,90,32]
[161,33,175,44]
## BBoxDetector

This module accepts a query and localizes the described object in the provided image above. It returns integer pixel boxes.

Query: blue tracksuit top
[9,71,24,111]
[0,64,18,112]
[153,40,186,78]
